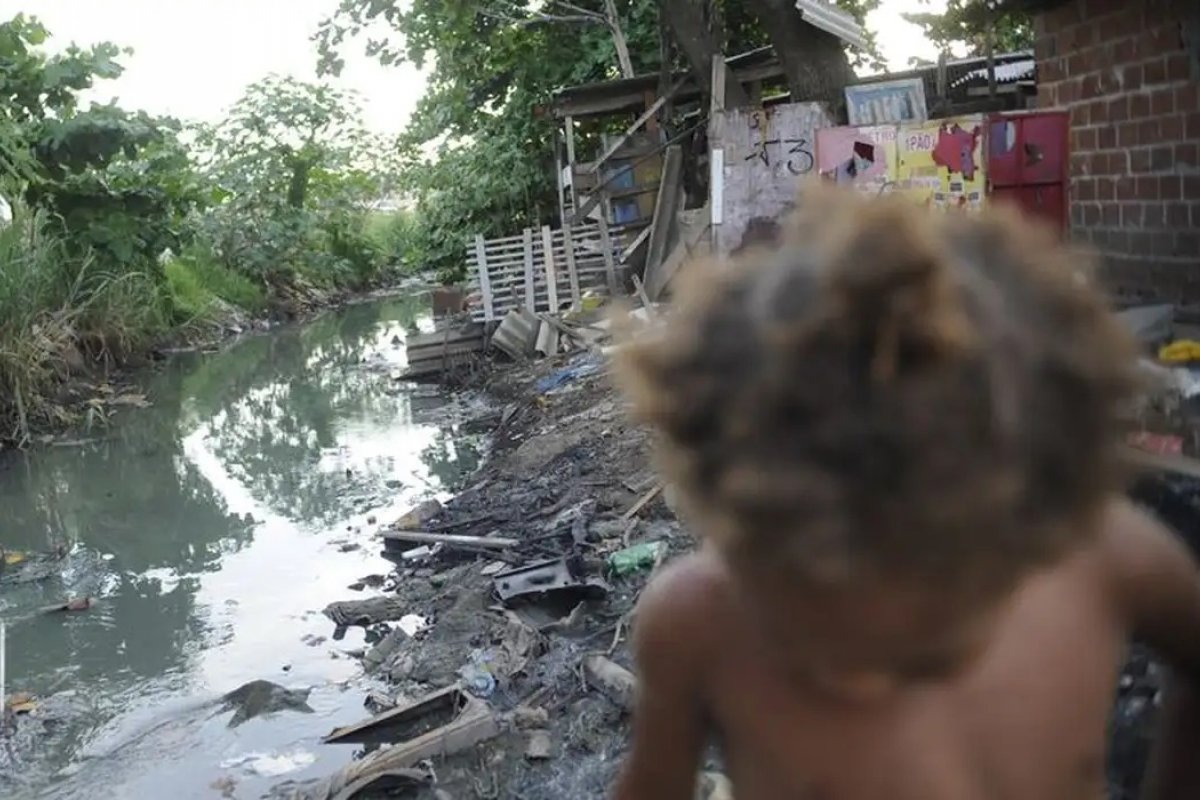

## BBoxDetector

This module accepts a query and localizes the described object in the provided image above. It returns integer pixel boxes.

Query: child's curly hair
[617,184,1141,589]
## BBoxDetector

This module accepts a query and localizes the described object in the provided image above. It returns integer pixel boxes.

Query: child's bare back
[612,187,1200,800]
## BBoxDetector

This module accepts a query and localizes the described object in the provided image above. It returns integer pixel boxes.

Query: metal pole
[1,622,7,718]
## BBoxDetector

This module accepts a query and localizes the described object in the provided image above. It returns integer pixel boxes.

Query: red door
[987,112,1070,233]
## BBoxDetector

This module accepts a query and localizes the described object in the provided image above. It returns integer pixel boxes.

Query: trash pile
[277,346,704,800]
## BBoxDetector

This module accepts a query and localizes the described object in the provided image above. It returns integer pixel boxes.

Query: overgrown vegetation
[316,0,1010,283]
[0,14,402,446]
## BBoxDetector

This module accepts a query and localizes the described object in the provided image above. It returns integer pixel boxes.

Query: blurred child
[614,185,1200,800]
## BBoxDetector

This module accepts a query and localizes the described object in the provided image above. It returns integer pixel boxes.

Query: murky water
[0,295,485,799]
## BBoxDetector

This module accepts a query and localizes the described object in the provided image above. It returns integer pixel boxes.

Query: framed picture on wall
[845,78,928,126]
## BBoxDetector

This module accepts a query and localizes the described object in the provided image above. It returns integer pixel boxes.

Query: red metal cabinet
[991,184,1067,233]
[987,111,1070,232]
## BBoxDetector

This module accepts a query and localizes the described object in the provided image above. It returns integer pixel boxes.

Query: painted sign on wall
[895,115,986,212]
[710,102,833,256]
[845,78,928,126]
[816,125,899,196]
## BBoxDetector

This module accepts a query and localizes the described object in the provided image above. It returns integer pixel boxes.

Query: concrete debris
[581,655,637,712]
[323,595,409,629]
[492,557,610,605]
[511,705,550,730]
[525,729,554,760]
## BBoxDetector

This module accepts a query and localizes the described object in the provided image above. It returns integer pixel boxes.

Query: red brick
[1097,178,1116,200]
[1175,86,1199,114]
[1060,79,1081,105]
[1075,103,1092,126]
[1192,203,1200,229]
[1121,63,1143,92]
[1188,113,1200,140]
[1116,175,1137,200]
[1039,83,1059,108]
[1151,88,1176,116]
[1160,114,1185,141]
[1077,177,1096,201]
[1151,146,1174,172]
[1139,119,1161,142]
[1130,148,1152,173]
[1112,36,1137,63]
[1183,175,1200,200]
[1076,127,1099,152]
[1107,96,1129,122]
[1144,57,1168,86]
[1177,232,1200,258]
[1137,176,1159,199]
[1088,100,1108,125]
[1035,33,1059,62]
[1071,152,1089,177]
[1178,143,1199,170]
[1121,204,1144,226]
[1098,125,1118,150]
[1161,176,1183,201]
[1072,204,1086,227]
[1145,203,1167,228]
[1166,53,1191,83]
[1103,203,1122,226]
[1130,92,1151,119]
[1118,122,1141,148]
[1166,201,1189,227]
[1082,73,1105,99]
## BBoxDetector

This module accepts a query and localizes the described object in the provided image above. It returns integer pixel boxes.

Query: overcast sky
[2,0,943,135]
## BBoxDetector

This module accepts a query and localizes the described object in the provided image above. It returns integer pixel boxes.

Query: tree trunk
[287,159,312,209]
[743,0,855,109]
[657,0,749,108]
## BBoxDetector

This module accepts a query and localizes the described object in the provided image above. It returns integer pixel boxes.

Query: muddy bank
[285,345,1200,800]
[0,273,435,452]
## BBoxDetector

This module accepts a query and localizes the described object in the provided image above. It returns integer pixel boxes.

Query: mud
[291,350,1199,800]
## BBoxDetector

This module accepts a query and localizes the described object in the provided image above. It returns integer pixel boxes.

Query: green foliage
[193,76,393,288]
[904,1,1034,60]
[316,0,883,281]
[164,248,267,322]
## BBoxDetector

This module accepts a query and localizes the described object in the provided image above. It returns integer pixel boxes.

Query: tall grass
[0,208,165,444]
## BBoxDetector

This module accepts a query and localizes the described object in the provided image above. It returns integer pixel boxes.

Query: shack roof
[547,46,785,120]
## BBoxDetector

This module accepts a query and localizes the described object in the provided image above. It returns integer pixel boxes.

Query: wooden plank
[711,56,727,115]
[563,225,583,307]
[541,225,559,312]
[643,145,684,292]
[623,484,663,520]
[710,149,725,226]
[584,77,688,176]
[382,529,520,549]
[597,215,619,295]
[621,224,652,263]
[474,234,495,321]
[646,205,710,300]
[631,274,655,316]
[522,228,536,310]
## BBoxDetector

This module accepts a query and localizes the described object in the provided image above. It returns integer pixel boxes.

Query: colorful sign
[895,116,986,212]
[816,125,898,196]
[845,78,928,126]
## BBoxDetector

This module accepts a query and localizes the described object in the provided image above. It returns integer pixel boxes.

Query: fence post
[522,228,536,311]
[541,225,559,312]
[597,216,618,296]
[474,234,495,321]
[563,224,582,308]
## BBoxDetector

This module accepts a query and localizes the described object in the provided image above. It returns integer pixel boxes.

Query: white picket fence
[467,221,639,322]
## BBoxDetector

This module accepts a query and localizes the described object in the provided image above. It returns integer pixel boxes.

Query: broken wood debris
[323,595,410,629]
[623,483,664,520]
[382,530,520,550]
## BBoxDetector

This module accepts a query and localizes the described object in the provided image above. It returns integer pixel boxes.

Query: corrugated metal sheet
[491,308,539,361]
[795,0,869,50]
[951,59,1036,88]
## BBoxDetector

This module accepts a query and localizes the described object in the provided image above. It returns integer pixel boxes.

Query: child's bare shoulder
[634,549,733,665]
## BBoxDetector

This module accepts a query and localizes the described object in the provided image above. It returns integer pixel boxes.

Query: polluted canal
[0,294,486,799]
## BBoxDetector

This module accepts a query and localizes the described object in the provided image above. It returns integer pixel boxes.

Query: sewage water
[0,295,484,799]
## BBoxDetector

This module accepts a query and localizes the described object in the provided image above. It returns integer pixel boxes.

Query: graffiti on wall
[713,103,833,256]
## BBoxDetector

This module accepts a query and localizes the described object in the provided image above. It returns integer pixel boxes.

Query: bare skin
[615,499,1200,800]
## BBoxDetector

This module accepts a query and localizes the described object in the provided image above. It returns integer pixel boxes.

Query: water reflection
[0,294,483,796]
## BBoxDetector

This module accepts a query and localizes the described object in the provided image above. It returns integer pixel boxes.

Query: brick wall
[1034,0,1199,305]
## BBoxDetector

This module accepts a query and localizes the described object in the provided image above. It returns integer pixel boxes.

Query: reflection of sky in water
[0,294,484,798]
